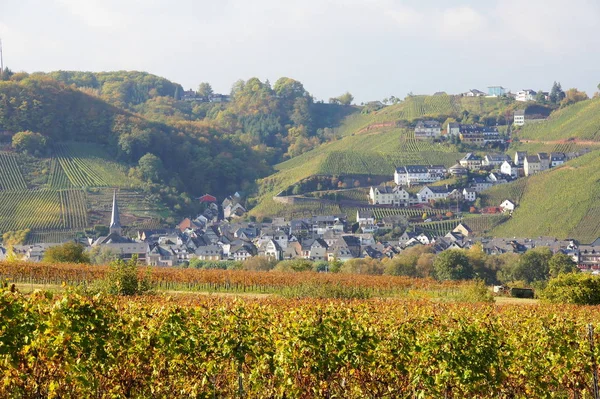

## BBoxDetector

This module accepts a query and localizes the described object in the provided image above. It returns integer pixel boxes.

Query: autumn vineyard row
[3,287,600,398]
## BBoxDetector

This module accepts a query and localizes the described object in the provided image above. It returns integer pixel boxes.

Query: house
[301,238,328,261]
[482,153,509,167]
[465,89,486,97]
[462,188,477,202]
[394,165,445,186]
[514,151,527,166]
[178,218,202,233]
[195,245,224,261]
[524,153,549,176]
[500,161,518,178]
[229,243,256,261]
[447,122,460,136]
[453,223,473,237]
[370,186,411,206]
[459,153,482,170]
[488,86,507,97]
[258,239,283,260]
[414,120,442,139]
[417,186,451,202]
[524,155,541,176]
[515,89,536,102]
[460,132,485,146]
[398,231,418,246]
[448,163,468,176]
[514,110,525,126]
[538,153,550,170]
[146,243,175,267]
[500,200,516,213]
[197,193,217,203]
[224,203,246,219]
[550,152,566,167]
[470,177,493,193]
[357,210,375,225]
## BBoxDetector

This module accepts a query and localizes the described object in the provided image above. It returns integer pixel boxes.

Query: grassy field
[516,97,600,142]
[488,150,600,243]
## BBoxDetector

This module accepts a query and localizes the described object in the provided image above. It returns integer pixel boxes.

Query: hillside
[250,128,465,218]
[481,150,600,243]
[335,95,517,138]
[516,97,600,142]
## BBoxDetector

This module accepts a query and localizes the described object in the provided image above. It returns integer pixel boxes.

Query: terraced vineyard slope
[487,150,600,242]
[516,97,600,142]
[251,129,465,219]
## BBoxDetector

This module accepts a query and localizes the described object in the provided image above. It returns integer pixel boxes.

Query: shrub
[542,273,600,305]
[97,256,153,296]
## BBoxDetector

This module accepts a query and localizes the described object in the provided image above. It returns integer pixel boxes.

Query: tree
[243,256,277,271]
[12,131,47,155]
[88,246,119,265]
[548,252,578,278]
[542,273,600,305]
[43,242,90,264]
[433,250,473,281]
[102,256,152,296]
[535,90,547,104]
[336,92,354,106]
[197,82,213,98]
[502,247,552,284]
[549,81,565,104]
[137,153,166,183]
[560,88,588,107]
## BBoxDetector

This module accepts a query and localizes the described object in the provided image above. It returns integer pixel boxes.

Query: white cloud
[54,0,126,29]
[438,6,486,39]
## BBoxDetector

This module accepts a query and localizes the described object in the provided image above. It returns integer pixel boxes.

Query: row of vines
[3,288,600,398]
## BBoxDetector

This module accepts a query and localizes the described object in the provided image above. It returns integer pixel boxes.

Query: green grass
[517,98,600,142]
[488,150,600,242]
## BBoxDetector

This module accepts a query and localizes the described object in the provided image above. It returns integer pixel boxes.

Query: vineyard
[413,219,462,236]
[0,189,88,233]
[4,281,600,397]
[491,150,600,242]
[518,97,600,142]
[53,143,140,188]
[26,230,79,244]
[480,178,528,207]
[0,152,27,190]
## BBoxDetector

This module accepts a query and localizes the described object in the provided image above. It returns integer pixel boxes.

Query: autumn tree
[548,252,578,278]
[12,131,47,155]
[336,92,354,106]
[43,242,90,264]
[197,82,214,98]
[433,250,473,281]
[560,88,588,107]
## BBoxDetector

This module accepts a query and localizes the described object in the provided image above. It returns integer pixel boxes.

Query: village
[3,187,598,272]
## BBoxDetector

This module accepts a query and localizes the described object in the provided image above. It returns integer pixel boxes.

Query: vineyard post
[588,324,600,399]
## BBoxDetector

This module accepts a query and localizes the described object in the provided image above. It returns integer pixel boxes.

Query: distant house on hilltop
[464,89,486,97]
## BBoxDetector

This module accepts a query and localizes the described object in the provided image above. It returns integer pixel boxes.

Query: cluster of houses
[2,191,598,271]
[414,121,504,146]
[461,87,547,102]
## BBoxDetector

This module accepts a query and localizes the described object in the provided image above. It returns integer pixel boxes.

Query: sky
[1,0,599,103]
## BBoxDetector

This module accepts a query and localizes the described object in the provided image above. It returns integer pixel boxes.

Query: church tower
[109,190,122,236]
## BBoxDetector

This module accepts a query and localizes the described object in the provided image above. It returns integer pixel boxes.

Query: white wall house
[414,120,442,139]
[500,161,518,178]
[462,188,477,202]
[394,165,445,186]
[515,89,536,102]
[500,199,516,213]
[417,186,451,202]
[370,186,411,206]
[514,110,525,126]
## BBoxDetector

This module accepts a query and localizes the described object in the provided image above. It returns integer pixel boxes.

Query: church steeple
[109,190,122,236]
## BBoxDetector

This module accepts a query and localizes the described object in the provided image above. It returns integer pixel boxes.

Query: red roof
[198,194,217,203]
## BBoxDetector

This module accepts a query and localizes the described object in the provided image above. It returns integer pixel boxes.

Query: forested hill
[0,75,268,203]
